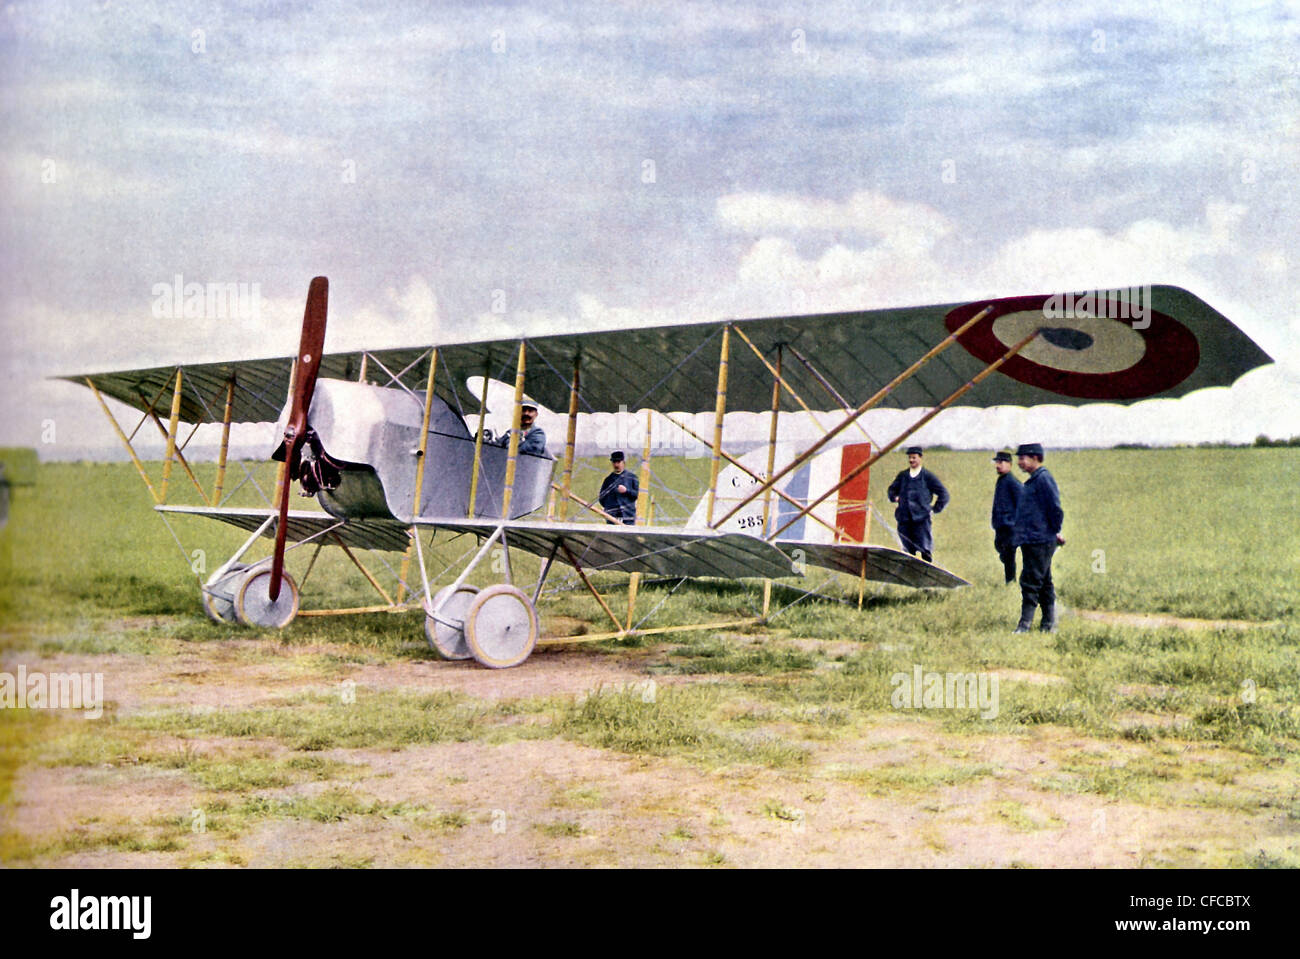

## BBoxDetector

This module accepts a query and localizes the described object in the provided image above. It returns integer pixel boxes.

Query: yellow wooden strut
[85,378,160,504]
[550,483,623,525]
[625,409,653,630]
[705,326,730,526]
[467,358,492,518]
[147,410,207,502]
[539,618,762,646]
[397,348,438,605]
[500,341,527,519]
[762,346,782,620]
[562,543,625,634]
[159,368,184,504]
[331,534,396,607]
[550,353,581,521]
[211,375,235,506]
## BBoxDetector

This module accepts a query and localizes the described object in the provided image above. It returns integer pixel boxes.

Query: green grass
[3,450,1296,632]
[559,684,810,768]
[833,761,1000,795]
[126,690,494,751]
[169,788,465,836]
[660,635,819,675]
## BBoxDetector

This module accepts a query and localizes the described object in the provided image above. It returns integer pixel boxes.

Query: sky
[2,0,1298,460]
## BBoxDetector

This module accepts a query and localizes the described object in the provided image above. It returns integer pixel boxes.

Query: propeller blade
[295,276,329,425]
[270,276,329,602]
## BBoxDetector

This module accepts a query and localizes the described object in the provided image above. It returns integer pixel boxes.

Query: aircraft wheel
[202,563,249,624]
[234,566,300,629]
[423,584,479,661]
[463,585,538,669]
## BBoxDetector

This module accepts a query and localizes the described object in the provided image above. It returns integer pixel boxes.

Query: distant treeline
[1252,435,1300,448]
[1112,436,1300,450]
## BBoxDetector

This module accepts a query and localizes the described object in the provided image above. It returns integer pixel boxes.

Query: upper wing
[60,349,477,426]
[59,285,1272,421]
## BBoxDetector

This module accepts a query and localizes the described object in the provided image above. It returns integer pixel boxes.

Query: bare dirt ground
[6,637,1296,868]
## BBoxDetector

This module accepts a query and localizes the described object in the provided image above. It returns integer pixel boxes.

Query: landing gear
[462,584,538,669]
[423,584,479,660]
[204,559,299,628]
[202,562,249,624]
[198,514,302,628]
[234,565,300,629]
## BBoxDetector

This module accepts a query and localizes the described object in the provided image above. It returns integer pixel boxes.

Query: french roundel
[945,294,1200,400]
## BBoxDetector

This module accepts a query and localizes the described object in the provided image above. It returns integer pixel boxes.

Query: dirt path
[4,637,1297,868]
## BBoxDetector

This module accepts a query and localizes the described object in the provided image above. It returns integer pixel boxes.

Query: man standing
[495,400,547,455]
[1011,443,1065,633]
[887,446,949,564]
[990,450,1023,584]
[598,451,639,525]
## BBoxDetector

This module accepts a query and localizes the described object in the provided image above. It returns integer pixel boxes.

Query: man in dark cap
[598,451,639,524]
[886,446,949,564]
[1011,443,1065,633]
[990,450,1023,584]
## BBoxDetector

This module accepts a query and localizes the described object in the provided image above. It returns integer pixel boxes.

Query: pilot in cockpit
[493,399,548,456]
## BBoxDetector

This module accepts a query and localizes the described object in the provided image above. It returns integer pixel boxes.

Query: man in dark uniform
[990,450,1023,584]
[598,451,639,525]
[1011,443,1065,633]
[886,446,949,564]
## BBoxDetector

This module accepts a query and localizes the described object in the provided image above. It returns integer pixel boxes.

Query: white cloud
[980,199,1250,299]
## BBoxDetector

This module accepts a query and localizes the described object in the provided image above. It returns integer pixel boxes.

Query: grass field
[1,447,1297,867]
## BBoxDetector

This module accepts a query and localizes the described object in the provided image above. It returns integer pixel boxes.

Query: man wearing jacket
[990,450,1023,584]
[494,400,547,456]
[1011,443,1065,633]
[887,446,950,564]
[598,451,639,525]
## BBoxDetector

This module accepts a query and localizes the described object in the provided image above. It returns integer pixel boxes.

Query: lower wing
[158,507,965,587]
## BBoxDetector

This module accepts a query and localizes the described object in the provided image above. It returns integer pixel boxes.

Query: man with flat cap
[598,451,639,525]
[495,399,547,455]
[1011,443,1065,633]
[990,450,1023,584]
[887,446,949,564]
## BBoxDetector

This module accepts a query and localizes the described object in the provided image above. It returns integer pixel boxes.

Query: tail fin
[686,442,873,544]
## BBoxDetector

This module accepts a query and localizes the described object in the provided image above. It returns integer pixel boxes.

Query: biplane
[62,279,1272,667]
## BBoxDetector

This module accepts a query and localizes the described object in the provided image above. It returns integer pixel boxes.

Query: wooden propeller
[269,276,328,601]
